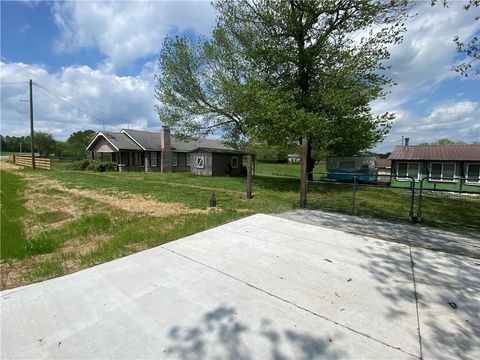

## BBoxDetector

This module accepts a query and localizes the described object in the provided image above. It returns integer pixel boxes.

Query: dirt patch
[21,173,208,218]
[0,160,21,171]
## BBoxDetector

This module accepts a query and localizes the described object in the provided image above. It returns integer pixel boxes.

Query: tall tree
[156,0,408,176]
[66,130,96,158]
[26,132,56,157]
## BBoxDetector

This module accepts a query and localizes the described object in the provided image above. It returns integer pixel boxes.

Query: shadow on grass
[165,305,344,360]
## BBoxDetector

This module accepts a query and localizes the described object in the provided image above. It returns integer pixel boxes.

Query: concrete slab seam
[409,246,424,360]
[161,246,420,359]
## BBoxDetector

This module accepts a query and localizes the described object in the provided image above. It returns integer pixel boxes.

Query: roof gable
[86,132,141,151]
[122,129,233,152]
[388,144,480,161]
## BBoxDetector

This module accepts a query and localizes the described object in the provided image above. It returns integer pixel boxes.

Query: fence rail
[305,173,480,230]
[13,155,51,170]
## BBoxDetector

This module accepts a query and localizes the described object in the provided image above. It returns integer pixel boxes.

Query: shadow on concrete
[277,209,480,258]
[356,239,479,359]
[165,305,344,360]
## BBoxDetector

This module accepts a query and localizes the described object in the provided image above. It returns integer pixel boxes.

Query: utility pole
[29,79,35,169]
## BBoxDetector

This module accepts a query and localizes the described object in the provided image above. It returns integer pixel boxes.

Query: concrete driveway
[1,214,478,359]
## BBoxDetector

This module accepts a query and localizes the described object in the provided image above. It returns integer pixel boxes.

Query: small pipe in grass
[209,192,217,208]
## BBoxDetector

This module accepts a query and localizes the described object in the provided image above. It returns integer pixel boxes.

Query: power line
[0,82,29,85]
[34,82,117,119]
[34,82,107,130]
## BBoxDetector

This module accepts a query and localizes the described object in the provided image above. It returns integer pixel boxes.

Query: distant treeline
[0,130,96,158]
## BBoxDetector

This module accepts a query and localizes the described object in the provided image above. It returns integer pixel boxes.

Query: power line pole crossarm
[29,79,35,170]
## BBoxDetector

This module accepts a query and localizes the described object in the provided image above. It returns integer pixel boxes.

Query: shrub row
[66,159,116,172]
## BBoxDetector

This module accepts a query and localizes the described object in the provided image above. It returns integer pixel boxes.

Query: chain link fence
[305,173,480,230]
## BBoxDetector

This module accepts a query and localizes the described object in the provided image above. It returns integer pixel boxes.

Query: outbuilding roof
[172,138,233,152]
[376,158,391,168]
[388,144,480,161]
[191,147,254,155]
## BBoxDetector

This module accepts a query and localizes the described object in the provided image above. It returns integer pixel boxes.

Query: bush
[67,159,116,172]
[66,159,92,171]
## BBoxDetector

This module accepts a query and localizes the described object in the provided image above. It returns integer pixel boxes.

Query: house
[86,127,253,176]
[388,143,480,192]
[376,158,392,175]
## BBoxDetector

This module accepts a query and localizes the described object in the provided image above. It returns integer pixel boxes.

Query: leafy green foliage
[29,132,56,156]
[156,0,408,157]
[66,130,96,158]
[66,159,116,172]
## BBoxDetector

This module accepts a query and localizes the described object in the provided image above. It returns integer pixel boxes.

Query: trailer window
[397,162,419,180]
[429,163,456,182]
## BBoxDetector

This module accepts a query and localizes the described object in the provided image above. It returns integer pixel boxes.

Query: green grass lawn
[1,170,28,259]
[1,162,478,289]
[0,165,301,288]
[255,161,327,178]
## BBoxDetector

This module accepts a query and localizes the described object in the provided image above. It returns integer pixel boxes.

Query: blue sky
[1,1,478,153]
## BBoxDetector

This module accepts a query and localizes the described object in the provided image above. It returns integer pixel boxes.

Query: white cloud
[0,62,159,140]
[373,101,480,152]
[51,0,215,68]
[370,1,479,152]
[384,1,478,100]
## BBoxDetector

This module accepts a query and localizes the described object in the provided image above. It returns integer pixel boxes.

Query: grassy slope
[1,170,27,259]
[1,164,478,289]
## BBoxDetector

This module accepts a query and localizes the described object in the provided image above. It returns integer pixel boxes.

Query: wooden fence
[13,155,51,170]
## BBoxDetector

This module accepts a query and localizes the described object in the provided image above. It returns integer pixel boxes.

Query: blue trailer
[326,156,378,183]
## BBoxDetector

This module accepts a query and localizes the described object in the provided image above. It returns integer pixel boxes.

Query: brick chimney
[160,126,172,172]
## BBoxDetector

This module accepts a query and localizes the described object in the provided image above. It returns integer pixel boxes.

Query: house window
[172,152,178,167]
[466,163,480,184]
[231,156,239,168]
[186,154,191,166]
[429,163,456,182]
[133,152,140,166]
[196,155,205,169]
[396,162,419,181]
[150,151,158,167]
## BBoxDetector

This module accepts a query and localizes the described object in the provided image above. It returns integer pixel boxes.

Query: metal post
[246,154,253,199]
[300,136,308,208]
[352,176,357,214]
[417,177,426,222]
[409,176,416,222]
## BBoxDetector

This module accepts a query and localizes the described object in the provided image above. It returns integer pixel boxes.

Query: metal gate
[305,174,480,229]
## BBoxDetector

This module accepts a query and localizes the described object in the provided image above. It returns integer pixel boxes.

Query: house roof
[88,129,234,152]
[191,147,254,155]
[388,144,480,161]
[121,129,158,150]
[171,138,233,152]
[86,131,142,151]
[121,129,233,152]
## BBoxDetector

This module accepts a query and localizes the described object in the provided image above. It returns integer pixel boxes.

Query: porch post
[144,151,149,173]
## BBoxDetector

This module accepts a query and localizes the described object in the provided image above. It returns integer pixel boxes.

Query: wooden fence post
[246,154,253,199]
